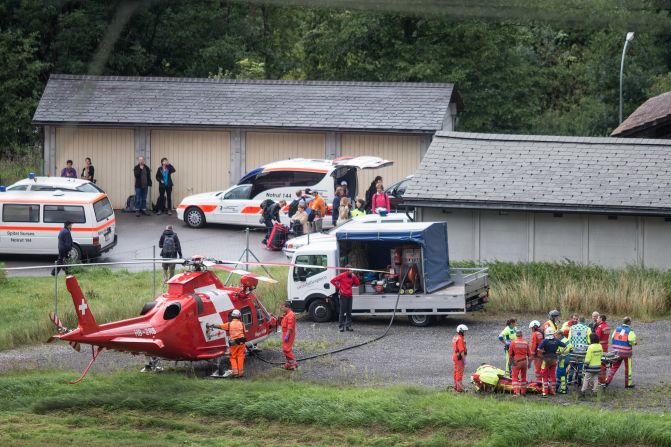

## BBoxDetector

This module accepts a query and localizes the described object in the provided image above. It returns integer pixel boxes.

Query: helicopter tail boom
[66,275,99,334]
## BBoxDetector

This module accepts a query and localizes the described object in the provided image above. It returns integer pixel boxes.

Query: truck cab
[287,222,489,326]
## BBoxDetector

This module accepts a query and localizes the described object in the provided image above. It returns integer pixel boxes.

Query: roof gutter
[403,199,671,217]
[30,121,439,135]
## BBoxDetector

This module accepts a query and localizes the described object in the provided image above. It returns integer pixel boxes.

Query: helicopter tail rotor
[47,312,81,352]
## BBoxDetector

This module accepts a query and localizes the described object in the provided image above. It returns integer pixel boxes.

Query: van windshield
[93,197,114,222]
[76,183,105,193]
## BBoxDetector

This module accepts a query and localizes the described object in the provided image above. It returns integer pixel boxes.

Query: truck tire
[408,315,433,327]
[69,244,84,263]
[308,298,333,323]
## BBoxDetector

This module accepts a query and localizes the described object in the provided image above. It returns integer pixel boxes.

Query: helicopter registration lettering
[134,327,157,337]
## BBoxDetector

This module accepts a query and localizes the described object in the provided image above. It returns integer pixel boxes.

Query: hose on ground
[250,268,410,366]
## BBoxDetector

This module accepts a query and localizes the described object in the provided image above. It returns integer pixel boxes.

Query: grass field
[0,371,670,447]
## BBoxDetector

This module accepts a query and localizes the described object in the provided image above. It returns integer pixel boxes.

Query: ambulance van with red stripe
[0,187,117,262]
[177,156,392,228]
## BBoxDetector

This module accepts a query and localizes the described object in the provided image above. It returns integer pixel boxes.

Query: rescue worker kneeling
[508,329,530,396]
[207,309,246,378]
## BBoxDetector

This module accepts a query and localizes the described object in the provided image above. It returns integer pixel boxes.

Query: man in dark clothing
[287,190,302,218]
[159,225,183,283]
[51,221,73,276]
[133,156,152,217]
[330,265,361,332]
[155,157,176,215]
[261,199,286,245]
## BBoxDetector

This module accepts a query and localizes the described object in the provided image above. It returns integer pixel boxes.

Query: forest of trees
[1,0,671,157]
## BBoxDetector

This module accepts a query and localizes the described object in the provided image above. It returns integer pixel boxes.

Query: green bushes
[454,261,671,319]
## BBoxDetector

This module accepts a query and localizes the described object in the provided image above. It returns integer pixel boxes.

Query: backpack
[162,234,177,258]
[124,195,136,212]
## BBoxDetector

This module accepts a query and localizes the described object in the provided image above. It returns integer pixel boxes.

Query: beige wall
[341,133,421,194]
[245,132,325,172]
[151,130,230,206]
[55,127,134,208]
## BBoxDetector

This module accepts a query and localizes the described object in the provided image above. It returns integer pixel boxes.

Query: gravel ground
[1,313,667,395]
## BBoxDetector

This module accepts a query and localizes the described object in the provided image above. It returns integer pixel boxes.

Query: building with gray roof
[611,90,671,138]
[34,74,461,208]
[405,132,671,268]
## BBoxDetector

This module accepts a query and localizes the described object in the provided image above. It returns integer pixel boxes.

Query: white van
[0,189,117,261]
[177,156,392,228]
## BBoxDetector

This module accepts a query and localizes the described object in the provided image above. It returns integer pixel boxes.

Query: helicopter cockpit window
[293,255,327,281]
[163,302,181,320]
[253,299,267,324]
[240,306,253,330]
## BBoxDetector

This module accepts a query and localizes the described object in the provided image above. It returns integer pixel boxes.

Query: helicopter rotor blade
[208,258,387,274]
[0,260,176,271]
[203,261,278,283]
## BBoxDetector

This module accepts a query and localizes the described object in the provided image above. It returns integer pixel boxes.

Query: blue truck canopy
[335,221,451,293]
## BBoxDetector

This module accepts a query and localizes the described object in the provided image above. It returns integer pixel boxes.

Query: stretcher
[470,364,544,394]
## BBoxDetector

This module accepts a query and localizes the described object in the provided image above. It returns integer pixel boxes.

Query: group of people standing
[60,158,95,182]
[453,310,638,396]
[133,156,176,217]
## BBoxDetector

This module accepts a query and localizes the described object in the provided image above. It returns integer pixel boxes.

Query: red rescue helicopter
[9,256,280,383]
[4,255,380,383]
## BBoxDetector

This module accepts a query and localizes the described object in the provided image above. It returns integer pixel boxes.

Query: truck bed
[351,268,489,315]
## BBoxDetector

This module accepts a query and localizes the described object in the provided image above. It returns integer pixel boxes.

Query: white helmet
[544,327,555,337]
[231,309,241,319]
[529,320,541,329]
[456,324,468,333]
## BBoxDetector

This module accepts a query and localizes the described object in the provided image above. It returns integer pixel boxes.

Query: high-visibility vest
[611,325,636,357]
[499,325,517,343]
[569,323,591,351]
[584,343,603,372]
[220,319,246,342]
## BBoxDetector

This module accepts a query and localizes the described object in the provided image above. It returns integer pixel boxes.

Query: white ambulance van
[177,156,392,228]
[0,188,117,261]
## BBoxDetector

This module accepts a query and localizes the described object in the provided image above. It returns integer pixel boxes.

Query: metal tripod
[224,227,273,285]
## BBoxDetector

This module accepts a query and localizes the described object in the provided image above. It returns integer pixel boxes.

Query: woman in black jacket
[364,176,383,212]
[155,158,176,215]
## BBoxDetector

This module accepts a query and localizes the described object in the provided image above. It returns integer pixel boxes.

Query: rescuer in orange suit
[208,309,246,378]
[508,329,530,396]
[452,324,468,392]
[278,301,297,370]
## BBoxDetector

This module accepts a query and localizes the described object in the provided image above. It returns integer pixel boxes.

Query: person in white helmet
[537,327,568,397]
[452,324,468,392]
[528,320,544,380]
[207,309,246,378]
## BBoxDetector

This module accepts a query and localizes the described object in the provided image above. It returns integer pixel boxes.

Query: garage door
[341,133,421,192]
[151,130,230,206]
[55,127,134,208]
[245,132,325,172]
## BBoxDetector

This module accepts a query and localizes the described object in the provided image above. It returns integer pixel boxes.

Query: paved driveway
[1,212,288,276]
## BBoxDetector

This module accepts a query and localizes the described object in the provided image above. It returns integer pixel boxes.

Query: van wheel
[408,315,433,327]
[185,207,206,228]
[69,244,83,263]
[308,299,333,323]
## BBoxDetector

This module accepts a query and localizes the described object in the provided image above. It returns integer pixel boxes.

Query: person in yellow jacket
[581,333,604,396]
[498,319,517,375]
[207,309,247,378]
